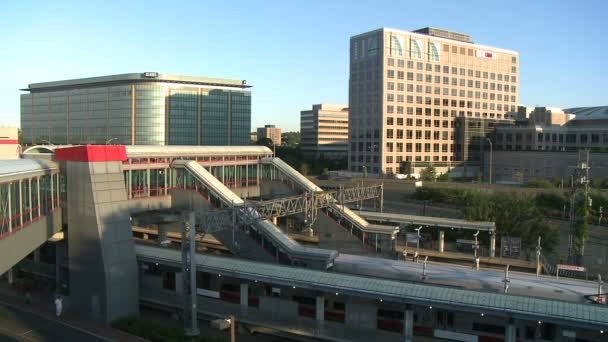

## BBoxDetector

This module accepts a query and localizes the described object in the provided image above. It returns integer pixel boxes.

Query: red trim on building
[55,145,128,162]
[0,139,18,144]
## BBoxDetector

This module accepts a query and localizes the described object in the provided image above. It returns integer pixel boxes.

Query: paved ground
[0,301,111,342]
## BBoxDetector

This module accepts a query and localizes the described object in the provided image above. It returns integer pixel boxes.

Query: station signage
[557,264,586,272]
[142,72,159,78]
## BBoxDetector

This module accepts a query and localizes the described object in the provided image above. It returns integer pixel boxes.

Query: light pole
[415,226,423,254]
[485,138,492,185]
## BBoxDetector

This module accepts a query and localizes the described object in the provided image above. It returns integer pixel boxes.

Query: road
[334,254,601,303]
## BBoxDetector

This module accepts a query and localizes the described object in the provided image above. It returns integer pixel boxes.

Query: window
[428,41,440,61]
[410,39,422,59]
[387,70,394,78]
[390,35,403,56]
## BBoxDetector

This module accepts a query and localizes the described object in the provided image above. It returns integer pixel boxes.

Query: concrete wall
[0,211,61,275]
[484,150,608,183]
[67,161,139,324]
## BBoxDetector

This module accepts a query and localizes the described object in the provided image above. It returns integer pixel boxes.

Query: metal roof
[358,210,495,231]
[0,159,58,181]
[24,73,251,91]
[135,244,608,329]
[126,145,272,158]
[22,145,273,158]
[565,106,608,121]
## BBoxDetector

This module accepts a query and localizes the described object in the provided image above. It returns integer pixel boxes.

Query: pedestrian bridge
[0,159,62,275]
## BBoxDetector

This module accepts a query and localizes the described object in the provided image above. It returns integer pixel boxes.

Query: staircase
[211,229,276,263]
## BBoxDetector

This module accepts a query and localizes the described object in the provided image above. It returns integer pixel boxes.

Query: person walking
[54,296,63,317]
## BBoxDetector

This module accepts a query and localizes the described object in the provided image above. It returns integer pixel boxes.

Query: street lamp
[485,138,493,185]
[415,226,423,254]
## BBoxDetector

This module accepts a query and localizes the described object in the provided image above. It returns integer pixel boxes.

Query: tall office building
[300,104,349,159]
[257,125,282,145]
[348,27,518,175]
[20,73,251,146]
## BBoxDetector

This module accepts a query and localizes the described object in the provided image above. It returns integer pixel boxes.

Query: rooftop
[565,106,608,121]
[413,27,473,43]
[23,72,251,92]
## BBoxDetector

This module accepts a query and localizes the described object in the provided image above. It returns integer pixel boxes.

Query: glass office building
[21,73,252,146]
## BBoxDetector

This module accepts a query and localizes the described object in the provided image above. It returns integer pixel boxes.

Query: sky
[0,0,606,131]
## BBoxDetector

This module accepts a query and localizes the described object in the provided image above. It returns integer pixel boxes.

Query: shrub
[535,191,567,210]
[524,178,555,189]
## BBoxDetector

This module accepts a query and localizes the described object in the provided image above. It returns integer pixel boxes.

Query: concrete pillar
[404,306,413,342]
[33,248,41,263]
[490,233,496,258]
[315,296,324,324]
[505,322,516,342]
[240,284,249,309]
[438,230,445,253]
[362,232,366,244]
[55,243,61,294]
[272,217,277,225]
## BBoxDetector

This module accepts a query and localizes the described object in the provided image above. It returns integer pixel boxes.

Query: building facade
[20,73,252,146]
[0,127,20,159]
[494,107,608,152]
[300,104,349,159]
[257,125,282,145]
[348,27,519,175]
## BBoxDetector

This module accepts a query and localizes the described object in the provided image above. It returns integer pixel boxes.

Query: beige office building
[300,104,349,159]
[257,125,282,145]
[348,27,519,175]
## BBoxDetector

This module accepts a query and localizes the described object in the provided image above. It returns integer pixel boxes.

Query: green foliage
[573,195,590,257]
[513,171,524,184]
[436,173,450,182]
[414,186,560,252]
[111,316,228,342]
[420,166,437,181]
[474,170,482,183]
[299,162,310,176]
[535,191,567,211]
[255,137,274,148]
[281,131,300,146]
[524,178,555,189]
[590,177,608,189]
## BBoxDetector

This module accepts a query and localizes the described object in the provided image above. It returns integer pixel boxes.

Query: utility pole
[536,236,542,278]
[568,149,591,264]
[181,211,200,337]
[485,138,492,185]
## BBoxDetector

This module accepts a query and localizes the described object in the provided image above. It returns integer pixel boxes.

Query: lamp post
[485,138,493,185]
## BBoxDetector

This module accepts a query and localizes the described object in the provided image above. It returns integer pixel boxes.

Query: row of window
[385,60,516,79]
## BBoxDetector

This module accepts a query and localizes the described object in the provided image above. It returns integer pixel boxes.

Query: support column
[505,320,516,342]
[404,305,413,342]
[240,283,248,311]
[272,217,277,225]
[438,230,445,253]
[490,233,496,258]
[315,295,324,324]
[33,248,40,263]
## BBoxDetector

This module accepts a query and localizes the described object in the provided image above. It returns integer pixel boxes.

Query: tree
[572,194,590,258]
[420,166,437,181]
[281,131,300,147]
[299,162,310,176]
[513,170,524,184]
[256,137,274,148]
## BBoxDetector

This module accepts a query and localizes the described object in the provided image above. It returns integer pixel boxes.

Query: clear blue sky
[1,0,606,131]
